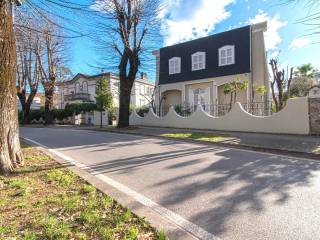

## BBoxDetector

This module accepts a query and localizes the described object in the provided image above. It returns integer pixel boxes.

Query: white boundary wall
[130,97,310,135]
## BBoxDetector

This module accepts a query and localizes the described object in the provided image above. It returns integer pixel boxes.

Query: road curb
[91,129,320,161]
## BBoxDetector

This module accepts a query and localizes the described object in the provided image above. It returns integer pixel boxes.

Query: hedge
[19,103,98,123]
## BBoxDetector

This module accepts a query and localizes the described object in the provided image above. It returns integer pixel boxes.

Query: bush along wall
[19,103,98,124]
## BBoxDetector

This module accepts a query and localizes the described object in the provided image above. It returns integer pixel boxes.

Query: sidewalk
[92,126,320,158]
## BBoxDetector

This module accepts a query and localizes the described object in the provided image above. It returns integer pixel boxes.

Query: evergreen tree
[95,78,113,128]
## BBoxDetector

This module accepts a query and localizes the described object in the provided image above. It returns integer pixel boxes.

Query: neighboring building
[57,72,154,109]
[17,92,58,110]
[153,22,270,116]
[315,72,320,83]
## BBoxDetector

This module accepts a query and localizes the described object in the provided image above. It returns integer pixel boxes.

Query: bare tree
[16,16,42,124]
[269,59,293,112]
[1,0,86,174]
[36,23,65,125]
[0,0,24,174]
[284,0,320,38]
[91,0,161,128]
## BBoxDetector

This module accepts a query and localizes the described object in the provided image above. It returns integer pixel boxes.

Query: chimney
[141,72,147,80]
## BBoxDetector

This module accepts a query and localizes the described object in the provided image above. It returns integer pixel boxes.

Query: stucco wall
[218,85,247,105]
[163,90,182,106]
[251,24,269,102]
[130,97,310,135]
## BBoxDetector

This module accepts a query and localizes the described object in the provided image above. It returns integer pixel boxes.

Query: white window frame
[219,45,235,66]
[169,57,181,75]
[192,52,206,71]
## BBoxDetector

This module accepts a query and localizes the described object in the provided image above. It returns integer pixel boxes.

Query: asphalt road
[21,127,320,240]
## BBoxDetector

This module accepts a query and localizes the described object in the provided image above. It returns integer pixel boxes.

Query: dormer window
[219,45,235,66]
[169,57,181,75]
[192,52,206,71]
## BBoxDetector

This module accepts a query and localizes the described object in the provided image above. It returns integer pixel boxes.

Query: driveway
[20,127,320,240]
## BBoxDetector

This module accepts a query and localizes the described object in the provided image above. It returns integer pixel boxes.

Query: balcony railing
[64,93,91,102]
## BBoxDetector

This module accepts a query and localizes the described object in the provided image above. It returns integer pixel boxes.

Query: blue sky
[69,0,320,82]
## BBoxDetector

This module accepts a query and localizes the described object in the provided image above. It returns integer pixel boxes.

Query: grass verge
[0,142,165,240]
[312,146,320,154]
[161,132,227,143]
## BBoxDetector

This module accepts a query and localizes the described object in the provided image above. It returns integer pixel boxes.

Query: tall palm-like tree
[294,64,318,78]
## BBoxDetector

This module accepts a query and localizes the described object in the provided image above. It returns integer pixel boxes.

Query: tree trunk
[229,92,233,110]
[17,90,36,124]
[17,90,26,123]
[118,79,132,128]
[0,1,24,175]
[24,91,36,124]
[44,88,54,125]
[117,52,137,128]
[271,81,279,112]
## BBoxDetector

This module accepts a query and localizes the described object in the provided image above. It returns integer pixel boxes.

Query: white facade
[57,72,155,109]
[17,96,42,110]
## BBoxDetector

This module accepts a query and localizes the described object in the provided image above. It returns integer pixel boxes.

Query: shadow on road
[21,127,320,235]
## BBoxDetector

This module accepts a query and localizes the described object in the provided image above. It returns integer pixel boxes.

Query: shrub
[20,103,98,124]
[29,109,45,121]
[64,103,98,115]
[53,109,68,121]
[136,107,149,117]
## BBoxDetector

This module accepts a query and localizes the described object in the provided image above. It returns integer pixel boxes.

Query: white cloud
[289,38,311,50]
[161,0,235,46]
[90,0,110,12]
[248,10,287,51]
[269,50,280,58]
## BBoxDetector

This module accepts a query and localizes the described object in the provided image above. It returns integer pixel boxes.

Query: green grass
[312,146,320,154]
[0,142,164,240]
[161,132,227,142]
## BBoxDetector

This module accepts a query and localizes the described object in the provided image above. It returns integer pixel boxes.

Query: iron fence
[152,102,272,118]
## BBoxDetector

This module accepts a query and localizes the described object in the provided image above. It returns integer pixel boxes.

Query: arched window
[75,83,81,93]
[192,52,206,71]
[82,81,88,93]
[169,57,181,75]
[219,45,235,66]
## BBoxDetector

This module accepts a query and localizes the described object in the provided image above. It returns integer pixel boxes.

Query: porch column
[182,84,186,105]
[212,82,218,116]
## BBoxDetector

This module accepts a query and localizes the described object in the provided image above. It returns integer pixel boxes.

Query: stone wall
[309,98,320,135]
